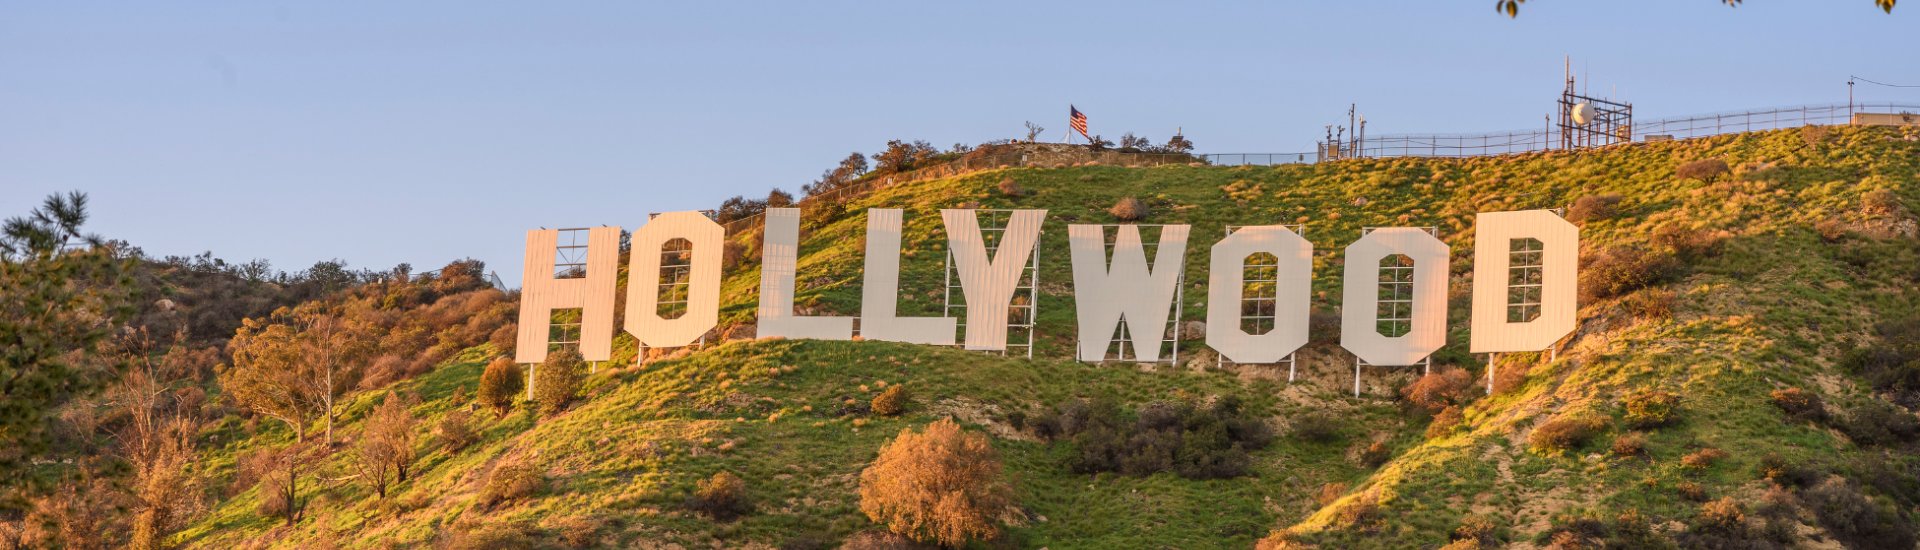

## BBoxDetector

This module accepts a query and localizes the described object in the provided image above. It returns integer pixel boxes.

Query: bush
[858,418,1017,547]
[1313,482,1349,507]
[1450,515,1498,548]
[1611,432,1647,457]
[1863,188,1902,214]
[1357,440,1392,468]
[1580,246,1680,303]
[437,410,478,452]
[1768,387,1827,421]
[1622,389,1680,429]
[996,177,1024,197]
[1837,399,1920,447]
[871,385,908,417]
[1622,289,1674,320]
[1680,447,1728,471]
[1675,158,1730,182]
[1401,368,1477,414]
[1036,396,1274,479]
[1844,316,1920,409]
[1109,197,1149,222]
[1528,415,1606,455]
[477,357,523,415]
[1290,411,1345,443]
[1676,481,1708,502]
[481,460,545,507]
[1651,223,1725,260]
[1756,454,1821,488]
[1565,194,1623,223]
[445,520,534,550]
[1333,491,1381,530]
[533,348,584,416]
[1801,124,1828,147]
[687,471,751,521]
[1803,477,1919,549]
[1426,406,1465,439]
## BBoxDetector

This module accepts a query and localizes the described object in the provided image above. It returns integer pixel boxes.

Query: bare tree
[352,392,418,498]
[112,331,208,550]
[1024,121,1046,142]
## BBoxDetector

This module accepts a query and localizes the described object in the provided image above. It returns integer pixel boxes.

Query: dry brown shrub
[444,519,533,550]
[1333,490,1381,530]
[1863,188,1902,214]
[1528,414,1607,455]
[1565,194,1623,223]
[1622,289,1674,320]
[1680,447,1728,471]
[1579,246,1679,303]
[1651,223,1726,260]
[481,459,545,507]
[1426,405,1465,439]
[437,409,479,452]
[1815,218,1849,242]
[1677,480,1708,502]
[1401,368,1476,414]
[1768,387,1827,421]
[1611,432,1647,457]
[1801,124,1828,147]
[1676,158,1730,182]
[687,471,751,521]
[996,177,1024,197]
[1357,440,1392,468]
[871,385,908,417]
[858,418,1017,547]
[1109,197,1149,222]
[1313,482,1350,507]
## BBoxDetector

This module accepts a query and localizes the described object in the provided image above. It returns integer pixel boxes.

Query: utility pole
[1849,77,1856,121]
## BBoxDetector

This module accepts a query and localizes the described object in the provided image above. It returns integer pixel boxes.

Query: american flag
[1068,105,1089,139]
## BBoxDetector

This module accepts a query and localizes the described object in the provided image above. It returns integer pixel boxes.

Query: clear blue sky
[3,2,1914,287]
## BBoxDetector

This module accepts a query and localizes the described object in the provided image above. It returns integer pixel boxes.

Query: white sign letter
[624,211,724,348]
[860,209,956,345]
[1469,210,1579,353]
[757,208,854,340]
[1341,228,1448,366]
[1068,225,1190,362]
[943,209,1047,351]
[515,227,621,363]
[1206,226,1313,364]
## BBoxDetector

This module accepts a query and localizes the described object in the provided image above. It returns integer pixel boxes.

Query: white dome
[1571,102,1596,126]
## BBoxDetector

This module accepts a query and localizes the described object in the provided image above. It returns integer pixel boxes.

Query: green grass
[176,125,1920,548]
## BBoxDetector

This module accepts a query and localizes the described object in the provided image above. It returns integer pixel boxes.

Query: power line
[1852,75,1920,88]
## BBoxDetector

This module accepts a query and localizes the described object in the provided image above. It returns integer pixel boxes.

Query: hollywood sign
[514,208,1576,370]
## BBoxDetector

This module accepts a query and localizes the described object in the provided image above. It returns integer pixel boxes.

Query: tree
[1024,121,1046,142]
[533,348,584,416]
[222,317,319,442]
[858,418,1018,547]
[113,332,208,550]
[353,392,418,498]
[297,307,370,446]
[1118,133,1152,152]
[478,357,524,415]
[1163,133,1195,154]
[871,139,938,174]
[1496,0,1892,16]
[803,152,871,197]
[0,192,131,492]
[256,444,311,526]
[766,188,795,209]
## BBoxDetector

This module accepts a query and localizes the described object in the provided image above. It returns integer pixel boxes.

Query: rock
[1164,320,1206,340]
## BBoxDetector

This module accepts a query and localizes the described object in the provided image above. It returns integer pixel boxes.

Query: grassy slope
[179,125,1920,548]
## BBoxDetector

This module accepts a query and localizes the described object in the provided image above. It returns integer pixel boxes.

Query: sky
[2,1,1915,287]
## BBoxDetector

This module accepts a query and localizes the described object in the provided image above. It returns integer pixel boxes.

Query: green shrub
[1034,396,1273,479]
[1290,411,1345,443]
[870,385,908,417]
[1844,316,1920,409]
[1837,399,1920,447]
[687,471,751,521]
[1527,415,1606,455]
[1756,453,1821,488]
[1622,389,1680,429]
[533,348,584,416]
[481,460,545,507]
[477,357,523,415]
[1802,478,1917,550]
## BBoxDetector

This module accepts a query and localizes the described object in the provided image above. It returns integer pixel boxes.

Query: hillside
[170,124,1920,549]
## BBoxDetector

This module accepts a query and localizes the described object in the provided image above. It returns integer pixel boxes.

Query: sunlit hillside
[155,124,1920,549]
